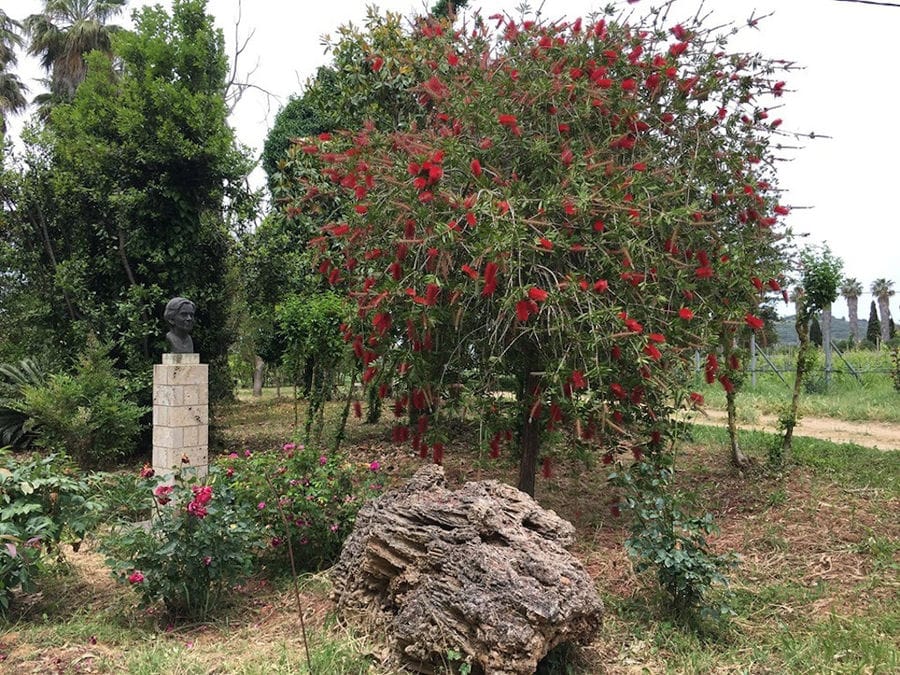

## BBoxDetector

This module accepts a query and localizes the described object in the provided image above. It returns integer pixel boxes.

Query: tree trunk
[879,298,891,345]
[726,389,750,469]
[782,306,810,457]
[823,303,832,387]
[848,296,859,345]
[252,356,265,397]
[517,370,542,497]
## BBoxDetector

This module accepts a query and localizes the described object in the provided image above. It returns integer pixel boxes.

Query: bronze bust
[164,297,196,354]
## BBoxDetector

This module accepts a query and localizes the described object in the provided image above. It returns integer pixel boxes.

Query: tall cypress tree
[866,301,881,346]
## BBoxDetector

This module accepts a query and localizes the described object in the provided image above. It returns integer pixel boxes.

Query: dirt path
[696,409,900,450]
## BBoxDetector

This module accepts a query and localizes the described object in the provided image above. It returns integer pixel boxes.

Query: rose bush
[227,442,383,571]
[102,467,260,621]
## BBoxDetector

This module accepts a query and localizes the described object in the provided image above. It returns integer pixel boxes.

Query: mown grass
[697,348,900,423]
[2,397,897,674]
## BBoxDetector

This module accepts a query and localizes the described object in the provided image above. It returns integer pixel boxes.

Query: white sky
[5,0,899,320]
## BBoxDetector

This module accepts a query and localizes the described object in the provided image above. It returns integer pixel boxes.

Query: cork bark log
[330,465,603,674]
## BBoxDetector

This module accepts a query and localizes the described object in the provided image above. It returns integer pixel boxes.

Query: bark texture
[330,465,603,675]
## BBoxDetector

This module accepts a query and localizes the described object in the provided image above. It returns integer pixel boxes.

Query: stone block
[152,426,183,449]
[153,384,184,407]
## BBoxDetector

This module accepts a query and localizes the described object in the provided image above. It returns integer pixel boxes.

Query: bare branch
[835,0,900,7]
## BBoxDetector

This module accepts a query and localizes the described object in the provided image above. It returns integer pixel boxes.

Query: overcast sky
[6,0,898,320]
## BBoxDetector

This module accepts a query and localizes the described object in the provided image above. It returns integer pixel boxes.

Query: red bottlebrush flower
[751,276,764,291]
[353,401,362,418]
[465,211,477,227]
[611,345,622,360]
[679,307,694,320]
[610,382,626,400]
[371,56,384,72]
[557,123,570,133]
[768,278,782,291]
[602,452,613,466]
[649,332,666,343]
[689,391,705,407]
[541,457,552,478]
[593,220,605,232]
[301,144,318,155]
[432,443,445,465]
[563,200,577,216]
[774,204,790,216]
[482,261,498,296]
[461,264,479,280]
[538,237,553,250]
[695,266,714,279]
[621,78,636,91]
[418,191,434,203]
[745,314,764,330]
[561,147,574,166]
[669,41,689,57]
[632,161,647,172]
[570,370,587,389]
[515,300,533,322]
[470,158,482,177]
[479,137,493,149]
[528,287,549,302]
[372,312,391,336]
[424,283,441,306]
[705,353,718,384]
[644,343,662,361]
[729,353,740,370]
[670,23,687,40]
[718,375,735,394]
[593,279,609,293]
[632,446,644,461]
[498,113,518,127]
[447,51,459,67]
[498,201,510,215]
[388,262,402,280]
[773,80,786,96]
[363,366,378,383]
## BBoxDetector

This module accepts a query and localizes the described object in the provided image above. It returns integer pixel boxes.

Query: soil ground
[696,409,900,450]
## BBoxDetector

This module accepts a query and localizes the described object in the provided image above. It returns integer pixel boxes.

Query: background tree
[25,0,126,107]
[866,300,881,346]
[780,245,842,458]
[283,8,792,496]
[871,278,894,345]
[840,277,863,345]
[0,10,28,136]
[4,0,254,404]
[809,315,823,347]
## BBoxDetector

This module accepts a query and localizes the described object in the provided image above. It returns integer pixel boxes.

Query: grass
[2,396,897,674]
[697,347,900,423]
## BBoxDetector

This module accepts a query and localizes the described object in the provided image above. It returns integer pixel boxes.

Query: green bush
[611,461,737,628]
[102,467,261,621]
[0,359,46,449]
[20,341,145,468]
[228,442,382,571]
[0,449,105,615]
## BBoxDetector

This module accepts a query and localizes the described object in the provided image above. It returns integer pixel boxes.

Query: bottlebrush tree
[278,4,790,495]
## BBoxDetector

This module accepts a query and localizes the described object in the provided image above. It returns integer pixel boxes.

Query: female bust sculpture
[164,297,196,354]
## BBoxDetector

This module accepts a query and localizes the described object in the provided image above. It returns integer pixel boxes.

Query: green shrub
[0,359,46,449]
[20,341,145,468]
[228,442,382,571]
[102,467,261,621]
[611,461,737,629]
[0,449,105,615]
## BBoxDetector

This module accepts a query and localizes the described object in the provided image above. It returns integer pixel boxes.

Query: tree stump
[330,465,603,674]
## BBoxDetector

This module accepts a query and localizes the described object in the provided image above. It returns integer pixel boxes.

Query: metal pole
[750,333,757,388]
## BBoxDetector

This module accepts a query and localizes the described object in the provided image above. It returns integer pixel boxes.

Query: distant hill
[775,315,868,346]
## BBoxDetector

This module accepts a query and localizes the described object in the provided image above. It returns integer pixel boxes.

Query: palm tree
[0,10,28,135]
[24,0,126,102]
[840,277,863,345]
[871,278,895,345]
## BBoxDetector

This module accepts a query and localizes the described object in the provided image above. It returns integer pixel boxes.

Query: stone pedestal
[152,353,208,479]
